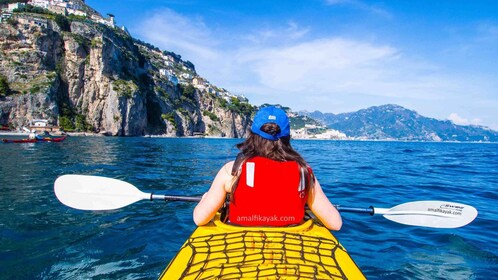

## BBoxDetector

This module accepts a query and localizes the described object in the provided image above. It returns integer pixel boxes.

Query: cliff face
[0,13,253,137]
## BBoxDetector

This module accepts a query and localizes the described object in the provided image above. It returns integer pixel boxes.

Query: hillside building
[29,119,61,133]
[7,2,26,12]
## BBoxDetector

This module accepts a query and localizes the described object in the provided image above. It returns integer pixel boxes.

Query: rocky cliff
[0,11,253,137]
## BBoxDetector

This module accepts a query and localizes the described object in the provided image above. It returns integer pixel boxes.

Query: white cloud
[324,0,392,19]
[241,21,310,46]
[131,8,497,129]
[447,113,482,126]
[132,8,219,62]
[238,38,398,91]
[232,38,460,105]
[476,22,498,42]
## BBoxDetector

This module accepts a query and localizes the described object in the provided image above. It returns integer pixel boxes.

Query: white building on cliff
[7,2,25,12]
[27,0,87,16]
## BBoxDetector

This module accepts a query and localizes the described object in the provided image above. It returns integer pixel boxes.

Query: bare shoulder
[216,161,234,175]
[217,161,235,193]
[224,160,235,171]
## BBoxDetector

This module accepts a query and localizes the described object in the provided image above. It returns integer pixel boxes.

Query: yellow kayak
[160,214,365,279]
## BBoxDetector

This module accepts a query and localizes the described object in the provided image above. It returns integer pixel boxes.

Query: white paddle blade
[54,175,150,210]
[378,201,478,229]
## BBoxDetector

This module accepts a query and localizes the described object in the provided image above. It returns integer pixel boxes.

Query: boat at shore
[2,136,67,143]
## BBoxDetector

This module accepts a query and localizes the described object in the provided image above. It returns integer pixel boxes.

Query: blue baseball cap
[251,106,290,141]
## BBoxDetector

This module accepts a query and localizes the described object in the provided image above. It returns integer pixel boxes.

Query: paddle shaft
[149,196,464,220]
[150,194,377,214]
[336,206,374,215]
[148,197,441,217]
[151,194,202,202]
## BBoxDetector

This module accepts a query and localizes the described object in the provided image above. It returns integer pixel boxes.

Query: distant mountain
[259,103,323,130]
[306,104,498,142]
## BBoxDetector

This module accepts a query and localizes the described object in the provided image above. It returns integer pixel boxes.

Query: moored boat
[2,136,66,143]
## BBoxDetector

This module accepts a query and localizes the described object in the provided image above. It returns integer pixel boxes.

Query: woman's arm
[193,161,234,225]
[307,178,343,230]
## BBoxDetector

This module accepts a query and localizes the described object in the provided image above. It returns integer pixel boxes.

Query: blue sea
[0,137,497,279]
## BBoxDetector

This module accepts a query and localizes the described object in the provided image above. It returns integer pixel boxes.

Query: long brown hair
[231,123,315,197]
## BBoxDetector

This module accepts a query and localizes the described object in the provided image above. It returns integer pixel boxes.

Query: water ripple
[0,138,497,279]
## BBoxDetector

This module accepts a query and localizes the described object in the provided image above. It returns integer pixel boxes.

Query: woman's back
[229,156,307,226]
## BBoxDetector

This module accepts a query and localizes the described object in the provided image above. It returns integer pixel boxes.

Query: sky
[86,0,498,130]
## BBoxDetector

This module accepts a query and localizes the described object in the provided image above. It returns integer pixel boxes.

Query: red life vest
[229,156,308,226]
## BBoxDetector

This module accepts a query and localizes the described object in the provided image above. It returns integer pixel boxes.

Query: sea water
[0,137,496,279]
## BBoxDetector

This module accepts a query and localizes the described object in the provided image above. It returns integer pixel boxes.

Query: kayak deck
[160,214,365,279]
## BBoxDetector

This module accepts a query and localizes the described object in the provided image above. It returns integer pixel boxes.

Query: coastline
[0,131,29,136]
[1,131,496,144]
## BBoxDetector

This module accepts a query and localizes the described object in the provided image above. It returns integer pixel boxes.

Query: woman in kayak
[193,106,342,230]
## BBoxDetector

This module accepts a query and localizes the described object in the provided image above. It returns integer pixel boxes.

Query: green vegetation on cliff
[289,115,323,130]
[180,84,196,103]
[54,14,70,31]
[112,79,138,98]
[0,0,24,4]
[203,110,219,122]
[58,99,92,132]
[0,75,11,97]
[219,97,254,115]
